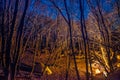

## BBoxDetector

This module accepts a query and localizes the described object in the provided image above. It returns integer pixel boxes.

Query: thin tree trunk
[63,0,81,80]
[116,0,120,17]
[11,0,29,79]
[1,0,6,68]
[79,0,89,80]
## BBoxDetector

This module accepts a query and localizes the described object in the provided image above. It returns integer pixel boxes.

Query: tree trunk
[11,0,29,79]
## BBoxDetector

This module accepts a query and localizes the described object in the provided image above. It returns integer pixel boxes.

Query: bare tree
[49,0,81,80]
[87,0,114,74]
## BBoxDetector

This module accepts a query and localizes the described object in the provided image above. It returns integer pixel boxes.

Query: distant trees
[49,0,81,80]
[38,0,120,79]
[87,0,120,76]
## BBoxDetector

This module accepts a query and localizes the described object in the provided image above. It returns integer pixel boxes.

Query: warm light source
[95,68,101,74]
[117,63,120,67]
[45,66,52,75]
[117,55,120,60]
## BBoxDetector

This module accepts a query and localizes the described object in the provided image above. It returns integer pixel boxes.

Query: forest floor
[0,53,105,80]
[15,53,105,80]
